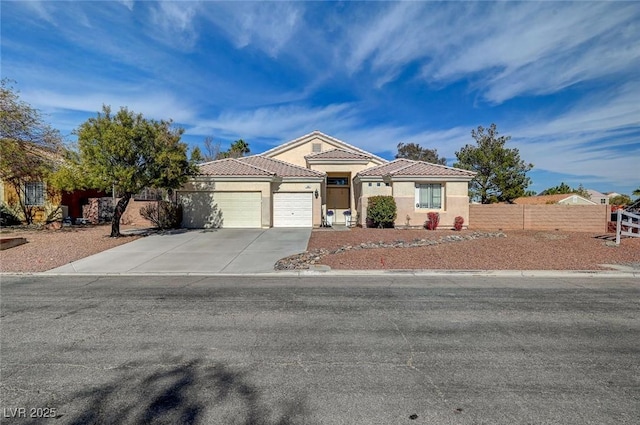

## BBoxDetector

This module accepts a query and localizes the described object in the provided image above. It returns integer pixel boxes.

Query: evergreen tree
[454,124,533,203]
[395,142,446,165]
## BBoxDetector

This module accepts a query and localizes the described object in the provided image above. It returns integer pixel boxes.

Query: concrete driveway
[46,228,311,274]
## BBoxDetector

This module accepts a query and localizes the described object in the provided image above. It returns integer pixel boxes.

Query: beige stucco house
[178,131,475,229]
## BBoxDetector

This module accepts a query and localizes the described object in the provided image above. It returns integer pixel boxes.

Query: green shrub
[0,203,21,226]
[140,201,183,229]
[366,196,397,228]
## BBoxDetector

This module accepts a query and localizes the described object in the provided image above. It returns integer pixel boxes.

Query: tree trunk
[111,192,131,237]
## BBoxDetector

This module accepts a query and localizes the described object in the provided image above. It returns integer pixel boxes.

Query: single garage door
[179,191,262,228]
[273,192,313,227]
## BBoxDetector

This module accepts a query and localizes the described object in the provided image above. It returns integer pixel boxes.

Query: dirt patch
[303,228,640,270]
[0,225,143,273]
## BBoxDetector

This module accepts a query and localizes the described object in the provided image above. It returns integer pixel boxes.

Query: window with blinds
[24,182,45,206]
[415,183,442,209]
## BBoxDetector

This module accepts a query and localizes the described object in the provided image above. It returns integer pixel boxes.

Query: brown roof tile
[241,156,325,178]
[198,156,325,179]
[357,159,475,178]
[305,148,371,160]
[356,159,416,177]
[198,158,274,177]
[389,161,476,177]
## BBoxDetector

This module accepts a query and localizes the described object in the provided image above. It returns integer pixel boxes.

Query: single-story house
[178,131,476,228]
[513,193,597,205]
[586,189,609,205]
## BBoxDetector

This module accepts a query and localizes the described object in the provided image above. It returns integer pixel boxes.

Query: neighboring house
[605,192,621,199]
[513,194,597,205]
[0,144,108,224]
[0,178,62,223]
[0,176,108,224]
[178,131,476,229]
[586,189,609,205]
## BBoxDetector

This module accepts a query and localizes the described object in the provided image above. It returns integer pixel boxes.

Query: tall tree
[189,146,204,164]
[454,124,533,203]
[610,194,632,206]
[0,79,63,223]
[201,136,222,161]
[229,139,250,158]
[395,142,446,165]
[197,136,249,161]
[540,182,589,198]
[633,187,640,197]
[56,105,195,237]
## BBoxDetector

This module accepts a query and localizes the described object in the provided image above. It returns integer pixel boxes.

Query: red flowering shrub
[454,216,464,231]
[424,212,440,230]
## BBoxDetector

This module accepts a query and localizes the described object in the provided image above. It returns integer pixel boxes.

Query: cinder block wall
[121,200,155,227]
[470,204,608,232]
[469,204,525,230]
[524,205,608,232]
[83,197,155,227]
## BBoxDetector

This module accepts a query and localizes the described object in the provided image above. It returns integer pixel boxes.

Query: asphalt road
[1,275,638,425]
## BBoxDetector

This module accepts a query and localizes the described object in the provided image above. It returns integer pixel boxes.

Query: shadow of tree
[177,192,223,229]
[30,359,310,425]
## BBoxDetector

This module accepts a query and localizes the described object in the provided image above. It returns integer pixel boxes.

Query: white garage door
[179,191,262,228]
[273,192,313,227]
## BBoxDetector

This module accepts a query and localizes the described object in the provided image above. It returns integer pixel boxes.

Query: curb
[1,270,638,278]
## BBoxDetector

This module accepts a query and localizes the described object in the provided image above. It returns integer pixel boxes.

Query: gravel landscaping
[295,227,640,271]
[0,225,142,273]
[1,225,638,273]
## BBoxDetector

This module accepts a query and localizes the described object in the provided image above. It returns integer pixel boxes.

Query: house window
[312,143,322,153]
[327,177,348,186]
[600,199,606,204]
[415,184,442,209]
[25,182,45,206]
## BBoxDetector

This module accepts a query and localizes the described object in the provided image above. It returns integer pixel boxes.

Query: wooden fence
[469,204,609,232]
[616,209,640,244]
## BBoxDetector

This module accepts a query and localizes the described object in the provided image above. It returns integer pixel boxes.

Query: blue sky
[2,1,639,195]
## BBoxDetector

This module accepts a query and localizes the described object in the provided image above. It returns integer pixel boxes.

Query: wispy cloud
[22,89,197,125]
[148,1,200,49]
[510,83,639,186]
[188,103,356,141]
[343,2,640,102]
[2,1,638,193]
[200,2,303,57]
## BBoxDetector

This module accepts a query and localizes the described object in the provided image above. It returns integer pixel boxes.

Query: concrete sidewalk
[45,228,312,274]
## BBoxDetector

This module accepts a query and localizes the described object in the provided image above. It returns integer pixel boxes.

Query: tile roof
[356,159,416,176]
[512,194,594,205]
[198,158,274,176]
[241,156,325,178]
[357,159,475,178]
[305,148,372,160]
[198,156,325,178]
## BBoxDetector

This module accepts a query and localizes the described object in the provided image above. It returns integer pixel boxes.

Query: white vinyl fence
[616,209,640,245]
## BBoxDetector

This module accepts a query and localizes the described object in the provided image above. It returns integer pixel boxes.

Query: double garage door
[179,191,262,228]
[179,191,313,228]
